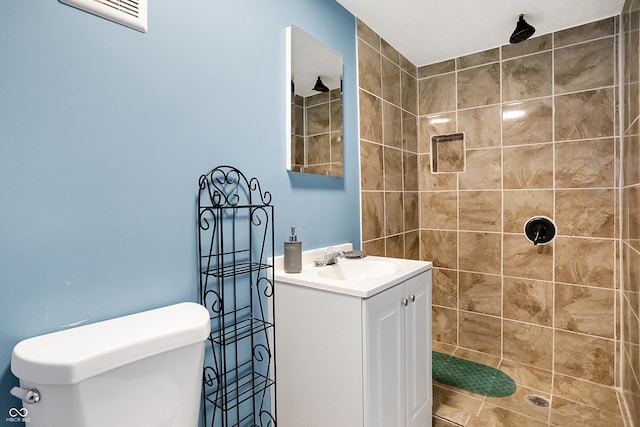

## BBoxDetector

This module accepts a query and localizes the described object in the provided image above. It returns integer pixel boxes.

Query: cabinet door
[404,271,432,427]
[363,284,406,427]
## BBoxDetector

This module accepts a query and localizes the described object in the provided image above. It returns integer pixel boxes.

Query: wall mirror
[286,25,344,177]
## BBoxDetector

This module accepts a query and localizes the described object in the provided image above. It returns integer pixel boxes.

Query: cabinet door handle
[401,298,409,307]
[409,294,416,302]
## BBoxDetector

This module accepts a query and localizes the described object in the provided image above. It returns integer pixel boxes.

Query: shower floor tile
[431,345,631,427]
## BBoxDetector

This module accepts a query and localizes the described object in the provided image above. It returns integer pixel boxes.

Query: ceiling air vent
[60,0,147,32]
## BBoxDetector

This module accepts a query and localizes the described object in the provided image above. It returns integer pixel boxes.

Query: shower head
[509,14,535,44]
[312,76,330,93]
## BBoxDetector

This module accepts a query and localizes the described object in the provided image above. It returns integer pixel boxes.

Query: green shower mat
[432,351,516,397]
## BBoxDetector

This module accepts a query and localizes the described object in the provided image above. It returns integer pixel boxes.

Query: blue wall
[0,0,359,421]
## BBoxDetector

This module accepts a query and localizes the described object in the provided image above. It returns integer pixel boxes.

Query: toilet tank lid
[11,302,211,385]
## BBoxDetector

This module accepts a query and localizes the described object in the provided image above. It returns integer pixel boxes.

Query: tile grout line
[549,27,558,426]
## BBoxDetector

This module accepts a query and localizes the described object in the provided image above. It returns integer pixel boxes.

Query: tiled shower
[358,5,639,425]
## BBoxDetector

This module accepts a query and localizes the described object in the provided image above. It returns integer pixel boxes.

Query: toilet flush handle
[10,386,40,404]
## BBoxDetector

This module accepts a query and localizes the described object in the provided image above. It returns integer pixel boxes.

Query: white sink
[272,244,433,298]
[318,259,399,281]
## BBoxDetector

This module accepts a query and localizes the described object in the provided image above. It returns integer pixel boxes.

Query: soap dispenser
[284,226,302,273]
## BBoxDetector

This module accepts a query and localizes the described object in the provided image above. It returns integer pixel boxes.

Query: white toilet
[10,302,211,427]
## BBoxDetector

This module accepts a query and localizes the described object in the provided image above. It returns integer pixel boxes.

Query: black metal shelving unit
[197,166,276,427]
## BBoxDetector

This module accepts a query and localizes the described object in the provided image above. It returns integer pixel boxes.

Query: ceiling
[336,0,625,67]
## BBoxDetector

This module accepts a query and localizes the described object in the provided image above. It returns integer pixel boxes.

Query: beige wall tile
[419,154,458,191]
[498,359,553,394]
[550,396,624,426]
[360,140,383,190]
[554,330,615,385]
[306,102,330,135]
[555,283,615,338]
[553,372,621,409]
[361,191,384,241]
[433,305,458,345]
[554,17,616,48]
[385,191,404,235]
[555,37,616,94]
[555,237,615,288]
[502,98,553,146]
[502,51,552,101]
[459,148,501,190]
[382,58,402,107]
[503,320,553,370]
[383,146,403,191]
[419,112,456,154]
[433,268,458,308]
[421,191,457,229]
[402,71,417,115]
[402,111,418,153]
[419,73,455,114]
[383,102,402,148]
[357,39,381,96]
[623,131,639,186]
[555,138,615,188]
[418,59,455,79]
[306,134,330,165]
[457,63,501,109]
[459,272,502,316]
[502,34,552,59]
[623,185,640,251]
[385,234,404,258]
[404,230,420,259]
[503,277,553,326]
[331,132,343,164]
[459,311,502,356]
[456,48,499,69]
[503,190,554,234]
[400,55,417,78]
[421,229,458,268]
[555,88,615,141]
[503,144,553,189]
[359,90,382,143]
[457,105,501,149]
[330,99,342,131]
[503,234,553,281]
[453,347,501,367]
[556,189,615,238]
[458,232,501,274]
[362,238,385,257]
[380,38,399,64]
[356,18,380,49]
[459,191,502,232]
[403,152,418,192]
[622,242,640,296]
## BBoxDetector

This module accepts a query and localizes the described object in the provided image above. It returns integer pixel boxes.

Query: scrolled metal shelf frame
[197,165,276,427]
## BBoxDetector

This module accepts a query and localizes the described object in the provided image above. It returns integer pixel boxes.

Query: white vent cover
[60,0,147,32]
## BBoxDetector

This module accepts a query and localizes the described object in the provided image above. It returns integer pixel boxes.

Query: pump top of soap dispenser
[288,226,302,242]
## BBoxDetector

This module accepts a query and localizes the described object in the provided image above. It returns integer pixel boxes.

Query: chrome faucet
[314,249,345,266]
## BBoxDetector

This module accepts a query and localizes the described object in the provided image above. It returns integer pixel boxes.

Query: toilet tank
[11,302,211,427]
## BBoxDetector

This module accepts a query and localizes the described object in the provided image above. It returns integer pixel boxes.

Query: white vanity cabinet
[274,267,432,427]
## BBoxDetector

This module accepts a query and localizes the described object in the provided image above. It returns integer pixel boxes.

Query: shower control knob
[524,216,556,245]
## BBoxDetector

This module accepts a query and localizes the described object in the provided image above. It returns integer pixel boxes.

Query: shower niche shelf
[197,165,276,427]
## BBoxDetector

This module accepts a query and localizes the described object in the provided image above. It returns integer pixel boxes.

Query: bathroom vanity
[273,244,432,427]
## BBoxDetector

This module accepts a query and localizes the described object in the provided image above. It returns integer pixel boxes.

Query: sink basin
[318,259,399,281]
